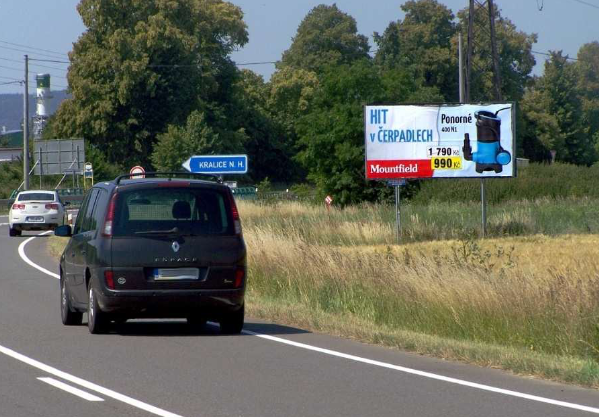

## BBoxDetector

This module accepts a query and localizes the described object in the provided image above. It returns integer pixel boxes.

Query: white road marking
[38,377,104,402]
[18,234,599,415]
[0,223,7,226]
[0,345,184,417]
[17,232,59,279]
[243,330,599,414]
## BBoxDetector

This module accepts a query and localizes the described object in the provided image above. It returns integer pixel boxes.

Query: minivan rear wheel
[61,277,83,325]
[88,281,108,334]
[220,306,244,334]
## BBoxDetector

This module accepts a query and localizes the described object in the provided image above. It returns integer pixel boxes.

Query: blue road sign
[182,155,248,175]
[386,179,407,187]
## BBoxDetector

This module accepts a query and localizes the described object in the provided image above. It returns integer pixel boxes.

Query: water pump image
[463,108,511,173]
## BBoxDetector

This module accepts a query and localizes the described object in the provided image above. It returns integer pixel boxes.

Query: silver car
[9,190,67,236]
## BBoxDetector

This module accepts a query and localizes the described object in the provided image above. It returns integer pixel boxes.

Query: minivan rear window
[18,193,55,201]
[112,187,232,237]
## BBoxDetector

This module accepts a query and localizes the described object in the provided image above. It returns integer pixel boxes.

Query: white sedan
[9,190,67,237]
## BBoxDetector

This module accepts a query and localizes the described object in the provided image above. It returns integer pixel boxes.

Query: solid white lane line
[20,232,599,415]
[242,330,599,414]
[0,345,184,417]
[38,377,104,402]
[0,223,7,226]
[17,232,59,279]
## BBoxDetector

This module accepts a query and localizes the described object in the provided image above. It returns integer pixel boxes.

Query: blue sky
[0,0,597,94]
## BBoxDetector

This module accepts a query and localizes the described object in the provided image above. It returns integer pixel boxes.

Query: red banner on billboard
[366,160,434,179]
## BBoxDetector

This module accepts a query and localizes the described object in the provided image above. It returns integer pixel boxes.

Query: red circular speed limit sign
[129,165,145,179]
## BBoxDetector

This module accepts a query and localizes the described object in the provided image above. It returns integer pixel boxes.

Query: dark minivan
[55,174,246,334]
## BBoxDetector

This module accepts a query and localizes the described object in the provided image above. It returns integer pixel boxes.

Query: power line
[0,45,69,60]
[29,58,70,64]
[0,64,25,73]
[236,61,278,66]
[570,0,599,10]
[0,64,68,79]
[0,81,21,86]
[0,63,69,80]
[0,56,68,72]
[531,49,578,61]
[0,75,22,82]
[536,0,544,11]
[0,40,68,58]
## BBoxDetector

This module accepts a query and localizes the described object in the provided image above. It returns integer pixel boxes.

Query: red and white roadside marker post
[325,195,333,222]
[325,195,333,211]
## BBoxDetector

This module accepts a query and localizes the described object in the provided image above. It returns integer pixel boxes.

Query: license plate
[153,268,199,281]
[26,216,44,223]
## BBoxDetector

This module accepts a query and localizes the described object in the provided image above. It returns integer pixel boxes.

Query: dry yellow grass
[239,200,599,385]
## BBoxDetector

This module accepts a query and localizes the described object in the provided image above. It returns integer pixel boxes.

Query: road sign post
[84,162,93,189]
[386,179,406,243]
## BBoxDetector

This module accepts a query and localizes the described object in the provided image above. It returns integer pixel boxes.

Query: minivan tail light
[45,203,59,210]
[103,193,118,237]
[12,203,25,210]
[228,193,242,235]
[234,267,245,288]
[104,270,115,289]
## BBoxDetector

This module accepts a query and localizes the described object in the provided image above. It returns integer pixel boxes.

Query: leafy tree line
[46,0,599,204]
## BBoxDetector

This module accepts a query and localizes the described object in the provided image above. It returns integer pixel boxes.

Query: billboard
[365,103,516,179]
[33,139,85,176]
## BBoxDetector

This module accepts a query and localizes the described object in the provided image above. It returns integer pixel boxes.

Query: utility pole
[23,55,30,191]
[465,0,474,102]
[465,0,503,238]
[459,33,465,103]
[488,0,502,101]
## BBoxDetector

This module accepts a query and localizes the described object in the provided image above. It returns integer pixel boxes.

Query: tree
[267,67,319,139]
[519,86,560,162]
[151,110,245,171]
[374,0,457,101]
[536,52,595,165]
[576,42,599,156]
[295,60,440,205]
[232,69,295,182]
[280,4,370,73]
[52,0,248,167]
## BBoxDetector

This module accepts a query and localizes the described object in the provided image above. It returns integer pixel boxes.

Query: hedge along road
[1,228,599,417]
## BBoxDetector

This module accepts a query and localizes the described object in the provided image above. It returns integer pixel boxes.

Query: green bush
[0,161,23,199]
[411,163,599,204]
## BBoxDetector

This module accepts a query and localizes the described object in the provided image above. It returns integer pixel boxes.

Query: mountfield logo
[370,163,418,174]
[366,160,434,179]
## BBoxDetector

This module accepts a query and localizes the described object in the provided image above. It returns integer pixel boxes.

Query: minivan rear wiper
[135,227,180,235]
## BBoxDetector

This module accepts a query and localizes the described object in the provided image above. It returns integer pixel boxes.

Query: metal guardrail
[232,187,258,200]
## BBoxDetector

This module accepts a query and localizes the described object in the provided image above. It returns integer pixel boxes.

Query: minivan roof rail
[114,172,222,185]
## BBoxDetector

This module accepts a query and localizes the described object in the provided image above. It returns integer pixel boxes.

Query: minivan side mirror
[55,225,72,237]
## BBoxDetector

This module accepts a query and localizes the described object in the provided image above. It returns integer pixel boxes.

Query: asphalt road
[1,216,599,417]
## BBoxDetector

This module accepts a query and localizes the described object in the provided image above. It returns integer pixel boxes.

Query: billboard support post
[394,185,401,243]
[481,179,487,237]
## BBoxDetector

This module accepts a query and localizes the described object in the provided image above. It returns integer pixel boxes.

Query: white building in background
[33,73,52,140]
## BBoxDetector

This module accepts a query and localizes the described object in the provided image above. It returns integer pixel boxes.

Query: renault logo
[172,241,180,253]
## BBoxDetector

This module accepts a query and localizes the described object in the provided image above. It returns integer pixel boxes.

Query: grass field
[240,199,599,386]
[47,197,599,386]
